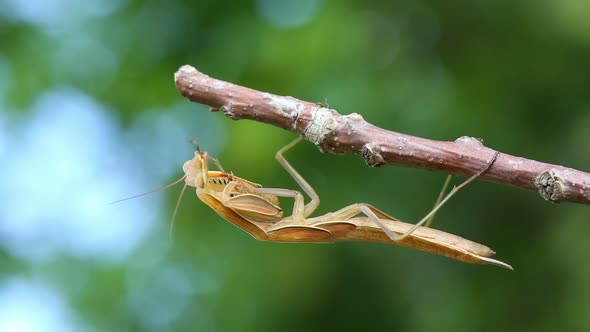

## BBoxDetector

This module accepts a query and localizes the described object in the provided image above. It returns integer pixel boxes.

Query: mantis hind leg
[311,151,499,241]
[424,174,453,228]
[411,150,499,235]
[383,150,499,240]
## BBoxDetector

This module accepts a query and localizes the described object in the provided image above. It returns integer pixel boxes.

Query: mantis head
[183,150,209,189]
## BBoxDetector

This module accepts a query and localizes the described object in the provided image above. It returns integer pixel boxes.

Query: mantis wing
[225,194,283,222]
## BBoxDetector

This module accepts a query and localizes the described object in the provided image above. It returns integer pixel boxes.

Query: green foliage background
[1,1,589,331]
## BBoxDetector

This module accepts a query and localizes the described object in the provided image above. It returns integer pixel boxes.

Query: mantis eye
[182,159,193,173]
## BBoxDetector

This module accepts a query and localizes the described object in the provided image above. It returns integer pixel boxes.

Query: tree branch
[174,64,590,206]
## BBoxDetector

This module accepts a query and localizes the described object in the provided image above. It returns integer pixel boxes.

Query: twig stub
[534,170,565,203]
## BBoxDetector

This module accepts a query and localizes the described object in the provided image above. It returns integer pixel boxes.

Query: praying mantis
[175,136,512,270]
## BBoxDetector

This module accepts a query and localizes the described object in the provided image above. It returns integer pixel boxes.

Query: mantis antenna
[110,175,187,204]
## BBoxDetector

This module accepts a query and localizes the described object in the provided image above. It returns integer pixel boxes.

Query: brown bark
[174,65,590,206]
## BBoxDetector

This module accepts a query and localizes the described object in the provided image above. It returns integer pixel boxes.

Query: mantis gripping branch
[174,64,590,206]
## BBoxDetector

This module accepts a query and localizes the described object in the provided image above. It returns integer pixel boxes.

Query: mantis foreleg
[275,137,320,218]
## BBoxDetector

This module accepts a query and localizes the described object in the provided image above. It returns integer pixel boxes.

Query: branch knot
[534,170,565,203]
